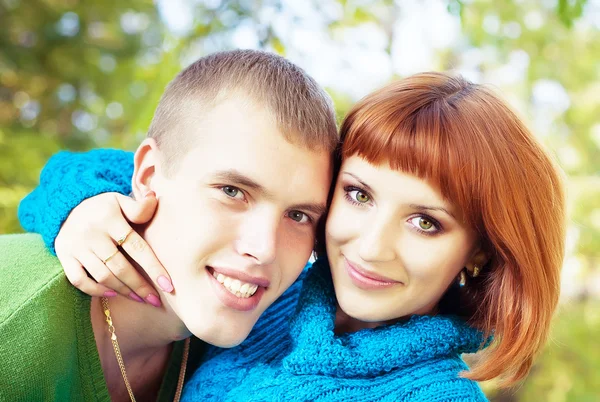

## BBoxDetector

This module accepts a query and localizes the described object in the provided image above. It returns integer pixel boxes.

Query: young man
[1,50,337,400]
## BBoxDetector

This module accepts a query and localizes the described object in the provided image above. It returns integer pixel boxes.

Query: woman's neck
[333,304,383,335]
[333,302,438,335]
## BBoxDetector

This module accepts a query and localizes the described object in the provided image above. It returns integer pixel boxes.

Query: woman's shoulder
[393,355,489,402]
[401,376,488,401]
[325,356,488,402]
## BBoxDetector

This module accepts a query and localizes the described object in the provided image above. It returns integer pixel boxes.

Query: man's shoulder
[0,233,61,277]
[0,233,66,324]
[0,234,99,401]
[0,232,54,260]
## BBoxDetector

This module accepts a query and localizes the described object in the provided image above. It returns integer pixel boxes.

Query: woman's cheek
[400,235,448,279]
[326,201,360,244]
[402,235,468,283]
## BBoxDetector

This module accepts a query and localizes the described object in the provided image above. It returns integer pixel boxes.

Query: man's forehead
[178,127,331,179]
[184,93,332,156]
[173,106,333,206]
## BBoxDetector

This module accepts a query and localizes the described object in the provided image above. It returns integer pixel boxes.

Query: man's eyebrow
[342,172,375,195]
[213,170,273,198]
[213,169,327,217]
[292,203,327,217]
[409,204,456,219]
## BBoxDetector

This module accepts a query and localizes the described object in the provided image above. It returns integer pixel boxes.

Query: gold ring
[102,249,120,264]
[116,229,134,246]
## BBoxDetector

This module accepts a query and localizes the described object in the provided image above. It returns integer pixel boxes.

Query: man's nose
[234,207,279,265]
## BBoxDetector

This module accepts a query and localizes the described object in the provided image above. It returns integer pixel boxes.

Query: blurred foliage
[1,0,598,400]
[483,300,600,401]
[0,0,169,232]
[522,300,600,401]
[449,1,600,303]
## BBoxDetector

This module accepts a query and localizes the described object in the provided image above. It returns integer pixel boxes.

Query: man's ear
[131,138,161,200]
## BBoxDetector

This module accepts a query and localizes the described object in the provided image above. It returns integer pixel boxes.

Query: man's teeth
[212,271,259,298]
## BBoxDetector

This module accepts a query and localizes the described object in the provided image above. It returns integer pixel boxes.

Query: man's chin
[187,318,256,348]
[198,329,252,348]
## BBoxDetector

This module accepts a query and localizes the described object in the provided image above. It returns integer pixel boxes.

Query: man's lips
[207,266,270,288]
[206,266,269,312]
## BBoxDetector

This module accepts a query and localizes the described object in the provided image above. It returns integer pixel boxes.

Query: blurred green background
[1,0,598,400]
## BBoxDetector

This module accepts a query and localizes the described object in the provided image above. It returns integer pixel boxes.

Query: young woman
[18,73,566,401]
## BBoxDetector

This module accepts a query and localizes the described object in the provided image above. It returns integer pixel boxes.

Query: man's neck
[90,292,190,400]
[98,224,191,353]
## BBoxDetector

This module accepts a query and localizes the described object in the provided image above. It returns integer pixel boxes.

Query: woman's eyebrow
[342,171,456,219]
[341,172,375,195]
[409,204,456,219]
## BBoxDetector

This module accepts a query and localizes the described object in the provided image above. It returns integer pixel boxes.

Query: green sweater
[0,234,204,401]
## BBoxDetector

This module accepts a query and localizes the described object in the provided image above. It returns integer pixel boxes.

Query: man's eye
[288,210,310,223]
[221,186,245,200]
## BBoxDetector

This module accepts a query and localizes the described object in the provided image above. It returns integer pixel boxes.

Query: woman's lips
[343,257,402,290]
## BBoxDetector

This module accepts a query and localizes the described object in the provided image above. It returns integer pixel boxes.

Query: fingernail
[145,294,162,308]
[104,290,118,298]
[157,275,174,293]
[144,191,156,198]
[129,292,144,303]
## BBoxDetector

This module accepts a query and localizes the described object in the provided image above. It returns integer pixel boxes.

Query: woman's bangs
[341,103,482,229]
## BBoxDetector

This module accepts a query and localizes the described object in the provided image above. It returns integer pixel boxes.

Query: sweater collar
[283,258,485,377]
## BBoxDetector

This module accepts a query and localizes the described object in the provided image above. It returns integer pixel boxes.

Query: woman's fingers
[115,192,157,224]
[109,220,174,295]
[59,253,116,298]
[95,232,162,306]
[78,251,134,299]
[53,191,171,307]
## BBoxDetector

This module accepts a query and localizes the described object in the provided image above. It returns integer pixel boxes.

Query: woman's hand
[54,192,173,307]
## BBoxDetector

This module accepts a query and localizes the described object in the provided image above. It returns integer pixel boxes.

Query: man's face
[139,95,332,347]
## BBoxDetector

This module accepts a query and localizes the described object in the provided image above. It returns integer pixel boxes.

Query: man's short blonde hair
[147,50,339,174]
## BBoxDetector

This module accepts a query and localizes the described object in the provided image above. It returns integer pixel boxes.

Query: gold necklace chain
[101,297,190,402]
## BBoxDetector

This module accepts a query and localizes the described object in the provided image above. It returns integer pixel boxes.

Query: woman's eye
[221,186,245,200]
[349,190,370,203]
[408,216,439,233]
[288,210,310,223]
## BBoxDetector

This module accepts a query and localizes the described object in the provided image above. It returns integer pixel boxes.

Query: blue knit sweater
[19,149,135,254]
[182,259,488,402]
[19,149,489,401]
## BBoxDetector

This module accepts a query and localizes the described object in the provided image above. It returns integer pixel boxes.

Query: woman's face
[326,156,486,324]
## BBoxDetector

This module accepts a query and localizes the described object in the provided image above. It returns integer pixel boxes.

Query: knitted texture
[0,233,204,401]
[18,149,135,254]
[182,258,489,402]
[0,233,110,401]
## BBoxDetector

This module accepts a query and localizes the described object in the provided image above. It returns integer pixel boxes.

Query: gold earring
[459,270,466,287]
[472,264,481,278]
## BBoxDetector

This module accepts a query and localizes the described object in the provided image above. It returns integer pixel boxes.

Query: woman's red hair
[338,73,566,386]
